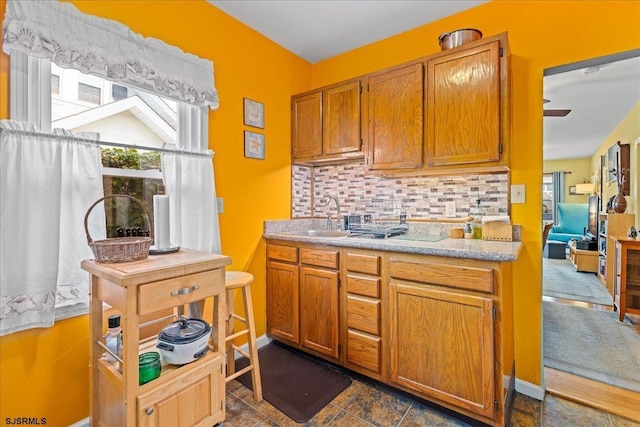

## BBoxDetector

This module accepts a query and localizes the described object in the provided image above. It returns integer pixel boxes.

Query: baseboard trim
[515,377,546,401]
[232,334,272,360]
[69,418,90,427]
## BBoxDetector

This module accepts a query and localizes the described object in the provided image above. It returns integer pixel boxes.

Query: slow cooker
[156,318,211,365]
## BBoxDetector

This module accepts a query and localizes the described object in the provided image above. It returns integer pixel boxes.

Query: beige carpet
[543,257,612,305]
[543,301,640,393]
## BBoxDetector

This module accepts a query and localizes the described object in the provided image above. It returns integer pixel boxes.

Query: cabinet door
[300,266,339,358]
[426,40,501,166]
[389,282,495,418]
[292,92,323,159]
[138,358,223,427]
[366,63,424,170]
[324,81,361,155]
[267,261,300,343]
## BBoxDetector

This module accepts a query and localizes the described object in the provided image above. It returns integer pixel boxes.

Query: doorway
[541,50,640,417]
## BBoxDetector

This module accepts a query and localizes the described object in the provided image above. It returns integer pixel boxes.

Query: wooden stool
[224,271,263,402]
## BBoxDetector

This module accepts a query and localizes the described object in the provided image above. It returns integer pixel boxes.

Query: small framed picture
[243,98,264,129]
[569,185,577,195]
[244,131,265,160]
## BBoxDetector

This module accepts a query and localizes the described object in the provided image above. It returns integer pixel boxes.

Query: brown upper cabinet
[291,79,363,163]
[426,38,503,168]
[291,32,510,174]
[366,63,424,171]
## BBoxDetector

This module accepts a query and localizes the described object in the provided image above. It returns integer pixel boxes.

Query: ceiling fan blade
[544,109,571,117]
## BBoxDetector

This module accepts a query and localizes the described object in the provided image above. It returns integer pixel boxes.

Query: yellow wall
[0,0,309,424]
[1,0,639,424]
[543,158,593,204]
[309,0,640,389]
[591,102,640,224]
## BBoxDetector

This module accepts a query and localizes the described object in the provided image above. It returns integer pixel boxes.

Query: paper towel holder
[150,184,180,255]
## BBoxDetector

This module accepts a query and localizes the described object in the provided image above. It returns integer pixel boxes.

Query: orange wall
[1,0,639,424]
[0,1,309,424]
[309,0,640,389]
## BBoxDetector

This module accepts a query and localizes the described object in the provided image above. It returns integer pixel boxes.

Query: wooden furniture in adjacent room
[224,271,263,402]
[568,241,598,273]
[612,237,640,321]
[82,248,231,427]
[597,212,635,294]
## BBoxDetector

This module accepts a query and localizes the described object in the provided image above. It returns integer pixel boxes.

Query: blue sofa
[547,203,588,244]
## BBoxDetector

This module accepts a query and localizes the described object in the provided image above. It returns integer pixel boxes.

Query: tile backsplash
[292,162,509,220]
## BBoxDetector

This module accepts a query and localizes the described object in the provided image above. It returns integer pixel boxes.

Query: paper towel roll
[153,195,170,249]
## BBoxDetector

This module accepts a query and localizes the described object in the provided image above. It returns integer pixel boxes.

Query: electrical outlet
[216,197,224,213]
[444,201,456,218]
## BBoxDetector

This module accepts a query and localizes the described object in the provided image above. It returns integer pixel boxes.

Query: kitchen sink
[281,229,351,238]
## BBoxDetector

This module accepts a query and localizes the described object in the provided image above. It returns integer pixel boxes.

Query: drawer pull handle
[146,408,154,415]
[171,285,200,296]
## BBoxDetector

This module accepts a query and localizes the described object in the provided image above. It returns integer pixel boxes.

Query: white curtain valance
[2,0,219,109]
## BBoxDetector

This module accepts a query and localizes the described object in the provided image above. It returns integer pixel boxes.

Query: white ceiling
[207,1,640,161]
[543,56,640,160]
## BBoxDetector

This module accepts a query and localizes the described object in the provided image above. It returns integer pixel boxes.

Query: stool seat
[224,271,262,402]
[225,271,254,290]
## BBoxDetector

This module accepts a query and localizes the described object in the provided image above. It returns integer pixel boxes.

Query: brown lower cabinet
[266,240,515,426]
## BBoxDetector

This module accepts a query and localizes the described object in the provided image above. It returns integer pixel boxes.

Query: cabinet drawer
[138,269,223,316]
[390,258,494,293]
[347,253,381,275]
[347,330,381,373]
[300,248,339,269]
[347,295,380,335]
[347,275,380,298]
[267,244,298,263]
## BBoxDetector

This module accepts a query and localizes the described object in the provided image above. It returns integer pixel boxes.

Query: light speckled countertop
[264,219,523,262]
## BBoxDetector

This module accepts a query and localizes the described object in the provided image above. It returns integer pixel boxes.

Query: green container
[139,352,161,385]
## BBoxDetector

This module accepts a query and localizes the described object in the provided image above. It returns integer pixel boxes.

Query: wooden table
[568,241,598,273]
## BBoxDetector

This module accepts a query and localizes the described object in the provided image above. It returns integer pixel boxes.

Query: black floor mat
[235,342,352,423]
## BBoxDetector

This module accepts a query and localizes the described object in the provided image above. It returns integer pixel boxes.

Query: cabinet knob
[146,408,154,416]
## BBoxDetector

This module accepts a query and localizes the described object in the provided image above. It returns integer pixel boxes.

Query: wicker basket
[84,194,154,263]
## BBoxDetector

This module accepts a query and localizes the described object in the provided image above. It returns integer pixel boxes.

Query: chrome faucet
[324,196,341,230]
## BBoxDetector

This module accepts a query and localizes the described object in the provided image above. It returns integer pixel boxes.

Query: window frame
[8,50,206,321]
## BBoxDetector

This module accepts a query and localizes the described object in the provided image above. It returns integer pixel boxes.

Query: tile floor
[222,375,640,427]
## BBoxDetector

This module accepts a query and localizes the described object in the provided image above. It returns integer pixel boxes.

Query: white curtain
[0,120,105,336]
[162,105,221,253]
[3,0,218,109]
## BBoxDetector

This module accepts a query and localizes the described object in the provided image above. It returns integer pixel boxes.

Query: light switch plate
[511,184,526,204]
[217,197,224,213]
[444,201,456,217]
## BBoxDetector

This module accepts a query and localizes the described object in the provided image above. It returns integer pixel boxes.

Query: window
[78,82,101,104]
[112,84,128,100]
[50,63,179,237]
[51,74,60,95]
[542,174,554,221]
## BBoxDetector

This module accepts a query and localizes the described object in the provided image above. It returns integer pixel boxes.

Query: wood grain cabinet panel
[426,40,501,167]
[300,266,339,358]
[300,248,339,269]
[138,358,223,427]
[267,244,299,263]
[366,62,424,170]
[324,81,362,155]
[346,275,380,298]
[292,92,323,159]
[347,330,381,373]
[347,295,380,335]
[266,261,300,343]
[347,252,381,275]
[389,282,495,419]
